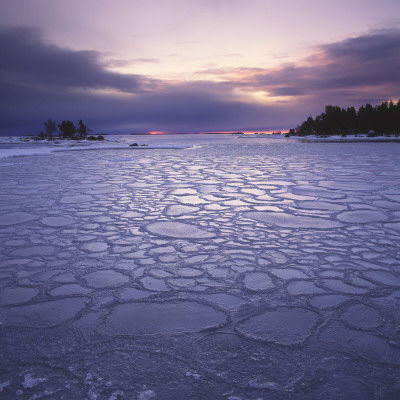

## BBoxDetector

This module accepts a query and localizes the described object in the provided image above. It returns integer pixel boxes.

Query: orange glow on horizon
[199,130,285,135]
[144,130,288,135]
[242,130,284,135]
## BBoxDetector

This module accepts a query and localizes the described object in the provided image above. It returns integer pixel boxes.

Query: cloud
[1,25,399,135]
[107,58,160,68]
[0,25,151,93]
[244,29,400,100]
[0,75,291,134]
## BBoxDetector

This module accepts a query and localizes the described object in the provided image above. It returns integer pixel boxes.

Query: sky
[0,0,399,135]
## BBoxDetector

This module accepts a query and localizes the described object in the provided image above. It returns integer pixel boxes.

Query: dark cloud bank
[0,25,399,135]
[251,29,400,98]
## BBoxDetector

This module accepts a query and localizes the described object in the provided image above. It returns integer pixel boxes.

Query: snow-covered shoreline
[0,136,191,159]
[293,134,400,142]
[1,133,399,159]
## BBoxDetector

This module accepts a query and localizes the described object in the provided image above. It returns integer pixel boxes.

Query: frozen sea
[0,134,400,399]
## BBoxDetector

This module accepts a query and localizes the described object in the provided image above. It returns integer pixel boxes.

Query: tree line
[38,119,90,140]
[289,100,400,137]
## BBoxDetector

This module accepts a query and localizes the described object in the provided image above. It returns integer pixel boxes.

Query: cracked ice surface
[1,135,400,399]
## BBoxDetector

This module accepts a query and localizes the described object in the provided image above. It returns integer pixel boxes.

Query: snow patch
[22,373,48,388]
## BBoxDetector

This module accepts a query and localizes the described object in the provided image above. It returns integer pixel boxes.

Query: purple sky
[1,0,399,135]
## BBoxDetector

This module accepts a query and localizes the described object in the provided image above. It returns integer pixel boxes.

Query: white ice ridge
[0,137,191,159]
[0,147,55,159]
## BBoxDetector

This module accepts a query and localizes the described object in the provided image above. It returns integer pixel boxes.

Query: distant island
[288,100,400,137]
[36,119,105,141]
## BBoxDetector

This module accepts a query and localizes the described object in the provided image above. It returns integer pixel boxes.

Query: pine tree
[58,120,76,139]
[77,120,88,140]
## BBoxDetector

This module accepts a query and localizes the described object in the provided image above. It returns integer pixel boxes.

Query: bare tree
[77,120,89,140]
[44,118,57,139]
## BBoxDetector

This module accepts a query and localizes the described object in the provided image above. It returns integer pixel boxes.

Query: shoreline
[297,137,400,143]
[0,136,191,159]
[288,134,400,143]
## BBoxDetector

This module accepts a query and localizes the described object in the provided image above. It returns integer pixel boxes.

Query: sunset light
[1,0,399,135]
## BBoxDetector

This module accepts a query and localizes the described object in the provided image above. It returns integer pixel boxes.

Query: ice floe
[165,204,200,216]
[236,308,319,345]
[0,287,39,305]
[341,304,382,329]
[83,270,129,288]
[245,211,343,228]
[309,294,349,309]
[0,297,88,327]
[243,272,275,291]
[145,221,215,239]
[0,212,39,225]
[337,209,388,223]
[40,216,76,227]
[61,194,94,204]
[102,301,227,334]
